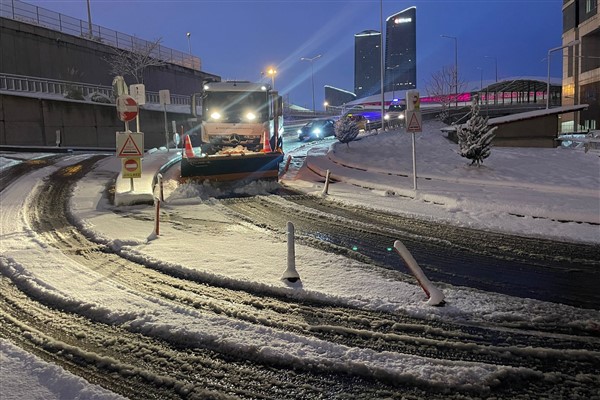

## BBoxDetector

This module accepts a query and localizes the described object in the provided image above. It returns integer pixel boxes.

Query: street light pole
[380,0,385,130]
[546,40,580,109]
[300,55,322,113]
[441,35,458,107]
[86,0,93,38]
[484,55,498,82]
[267,67,277,89]
[186,32,192,55]
[386,65,400,101]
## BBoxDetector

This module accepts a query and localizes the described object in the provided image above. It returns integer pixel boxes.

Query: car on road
[297,119,336,141]
[342,114,368,131]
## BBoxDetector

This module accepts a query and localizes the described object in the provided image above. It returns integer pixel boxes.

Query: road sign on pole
[116,132,144,158]
[116,95,138,122]
[406,90,420,191]
[159,89,171,105]
[406,110,422,133]
[122,157,142,179]
[129,84,146,105]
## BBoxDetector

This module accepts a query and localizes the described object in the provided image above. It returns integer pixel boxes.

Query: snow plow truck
[181,81,284,182]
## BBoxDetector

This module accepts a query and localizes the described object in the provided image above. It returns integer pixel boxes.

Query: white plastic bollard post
[393,240,445,306]
[281,221,300,283]
[322,169,331,195]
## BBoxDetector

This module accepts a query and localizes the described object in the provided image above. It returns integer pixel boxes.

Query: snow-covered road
[1,149,599,399]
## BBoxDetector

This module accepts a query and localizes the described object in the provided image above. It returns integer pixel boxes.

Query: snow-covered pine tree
[334,118,360,148]
[456,95,497,166]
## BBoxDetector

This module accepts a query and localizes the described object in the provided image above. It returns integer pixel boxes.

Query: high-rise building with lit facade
[354,30,382,98]
[385,6,416,94]
[562,0,599,131]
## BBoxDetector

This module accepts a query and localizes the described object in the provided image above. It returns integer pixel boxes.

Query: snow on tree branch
[105,37,166,84]
[456,95,497,166]
[335,118,359,148]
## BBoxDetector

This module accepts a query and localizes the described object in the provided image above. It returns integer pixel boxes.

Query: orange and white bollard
[154,196,161,236]
[156,173,164,202]
[283,155,292,174]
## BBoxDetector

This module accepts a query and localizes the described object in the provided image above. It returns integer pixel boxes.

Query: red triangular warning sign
[407,112,422,132]
[118,135,143,157]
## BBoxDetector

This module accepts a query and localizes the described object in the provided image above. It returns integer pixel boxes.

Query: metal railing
[0,73,191,106]
[0,0,201,71]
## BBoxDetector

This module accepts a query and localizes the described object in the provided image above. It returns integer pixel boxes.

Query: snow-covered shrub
[335,118,359,148]
[456,96,497,166]
[87,92,112,104]
[64,85,84,100]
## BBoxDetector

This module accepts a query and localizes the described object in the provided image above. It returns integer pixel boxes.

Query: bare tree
[425,65,466,121]
[105,38,166,84]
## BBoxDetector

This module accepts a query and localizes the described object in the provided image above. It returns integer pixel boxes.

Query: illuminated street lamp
[300,54,322,113]
[186,32,192,55]
[546,40,579,109]
[441,35,458,107]
[266,67,277,89]
[323,101,329,112]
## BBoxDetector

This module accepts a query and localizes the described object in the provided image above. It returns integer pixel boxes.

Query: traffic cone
[261,130,272,153]
[184,135,195,158]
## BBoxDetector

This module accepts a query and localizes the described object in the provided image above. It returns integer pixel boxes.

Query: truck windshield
[203,91,269,123]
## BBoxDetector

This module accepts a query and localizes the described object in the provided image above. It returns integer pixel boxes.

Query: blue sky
[25,0,563,108]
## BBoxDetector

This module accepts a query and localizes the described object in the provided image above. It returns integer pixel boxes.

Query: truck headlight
[210,111,222,120]
[245,112,256,121]
[399,113,405,119]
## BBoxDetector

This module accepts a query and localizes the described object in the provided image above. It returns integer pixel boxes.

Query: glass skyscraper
[385,7,417,94]
[354,30,382,98]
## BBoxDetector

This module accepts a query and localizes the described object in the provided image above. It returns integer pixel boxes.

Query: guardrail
[0,0,201,71]
[0,73,191,106]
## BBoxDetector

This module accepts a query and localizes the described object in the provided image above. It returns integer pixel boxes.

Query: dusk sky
[25,0,563,109]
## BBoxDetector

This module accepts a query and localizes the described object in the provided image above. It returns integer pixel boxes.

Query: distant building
[385,7,417,94]
[324,85,356,108]
[562,0,599,131]
[354,30,382,98]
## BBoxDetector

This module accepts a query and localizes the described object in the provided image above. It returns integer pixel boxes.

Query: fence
[0,73,191,106]
[0,0,201,71]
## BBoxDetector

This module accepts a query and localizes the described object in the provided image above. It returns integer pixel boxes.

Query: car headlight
[245,112,256,121]
[210,111,222,120]
[313,128,321,135]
